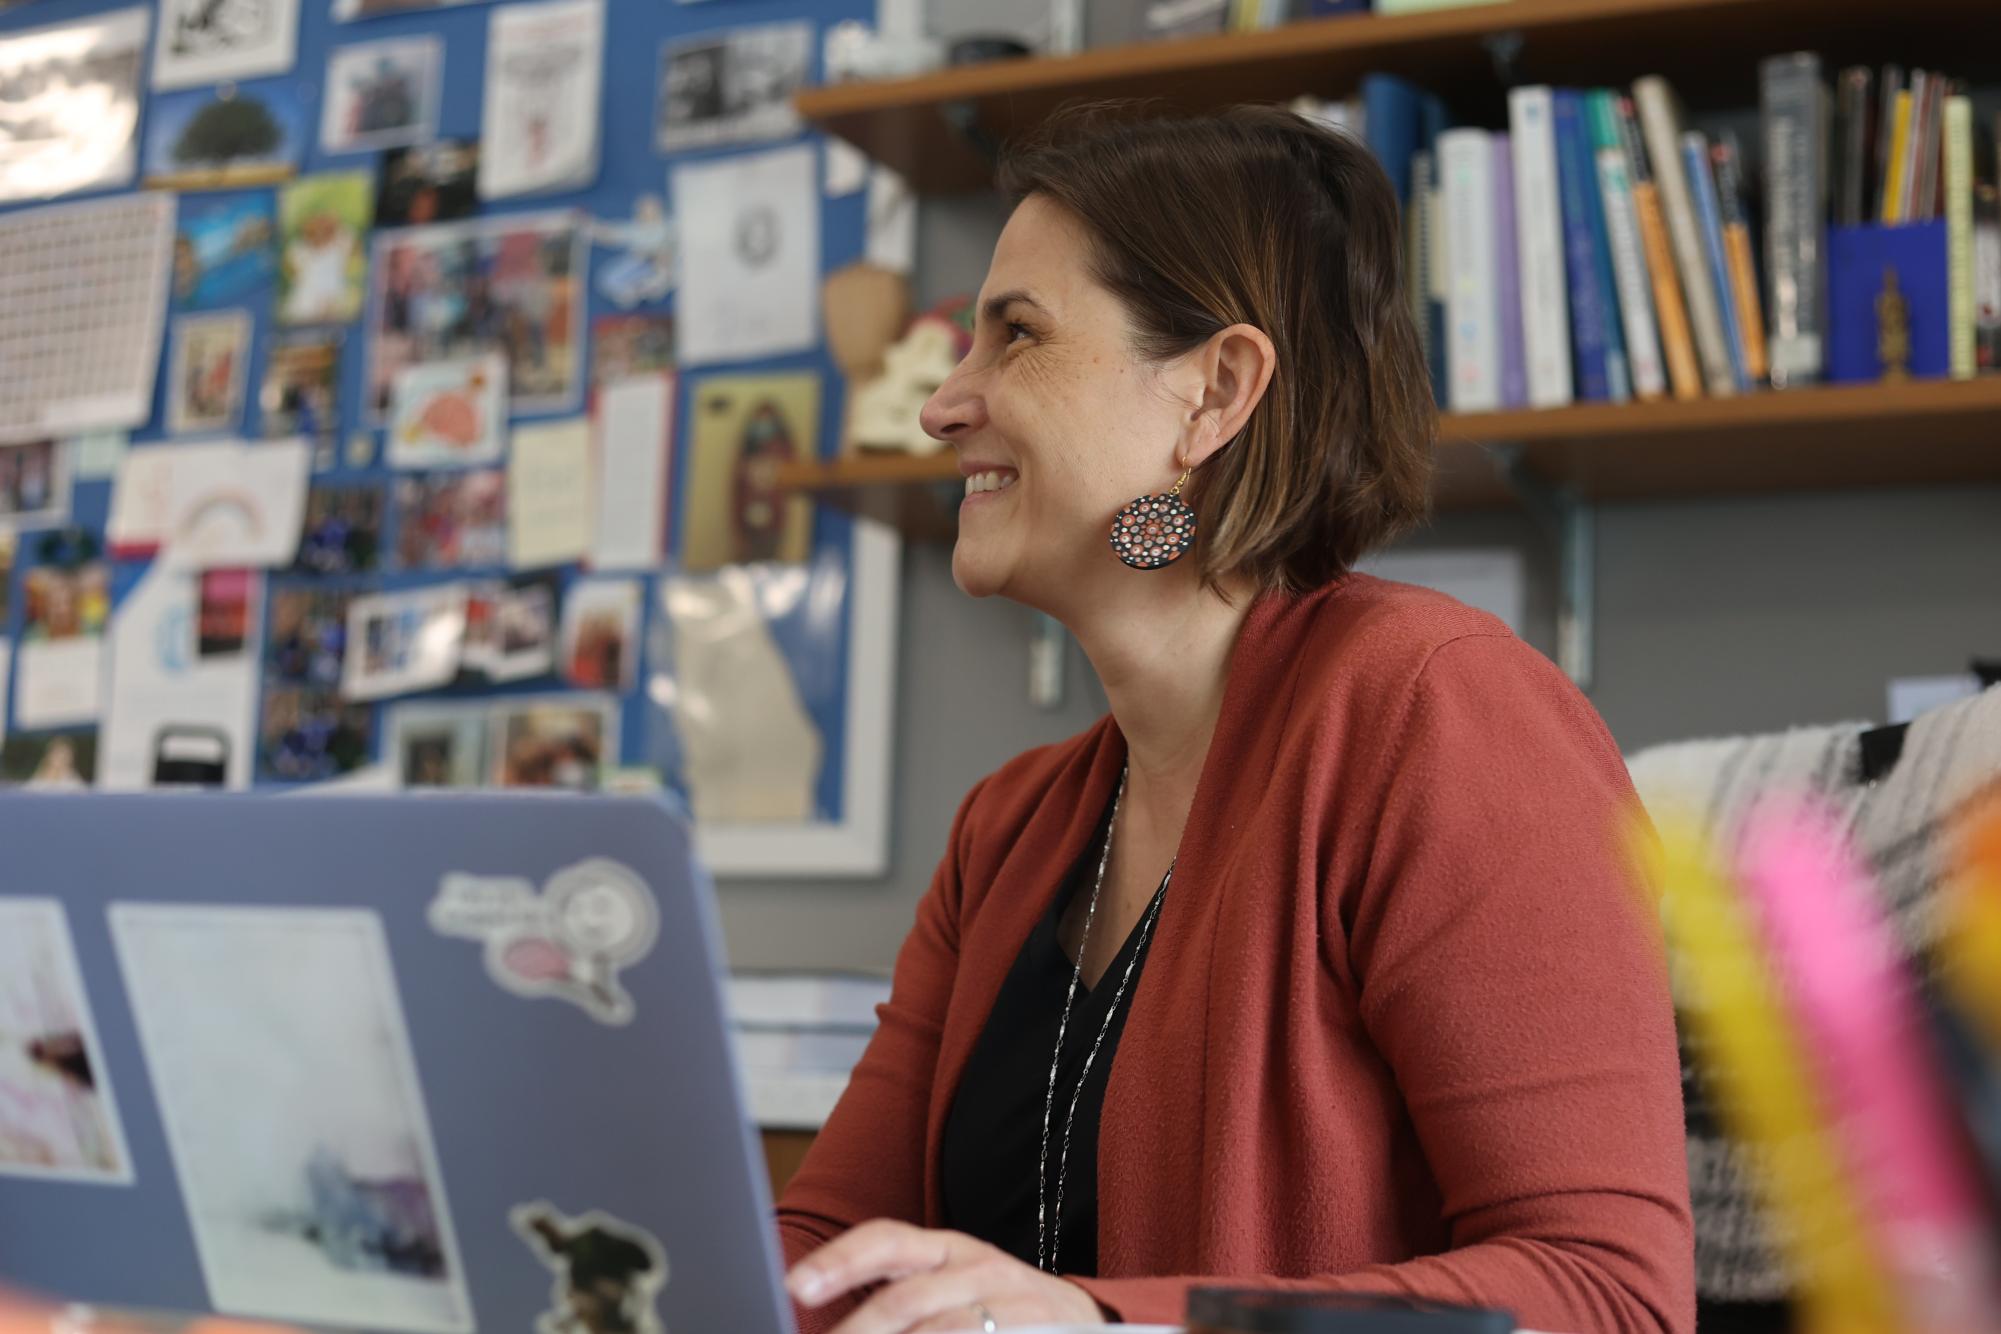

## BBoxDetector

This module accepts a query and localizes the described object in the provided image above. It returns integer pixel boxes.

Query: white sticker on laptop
[429,859,659,1025]
[511,1200,668,1334]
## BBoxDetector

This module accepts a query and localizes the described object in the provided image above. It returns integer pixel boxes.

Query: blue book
[1550,89,1617,402]
[1682,132,1751,392]
[1362,73,1443,208]
[1300,0,1371,12]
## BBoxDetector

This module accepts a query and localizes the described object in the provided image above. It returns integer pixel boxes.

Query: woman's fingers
[787,1220,970,1307]
[821,1260,1007,1334]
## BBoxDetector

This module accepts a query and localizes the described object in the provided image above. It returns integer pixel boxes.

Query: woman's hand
[786,1220,1105,1333]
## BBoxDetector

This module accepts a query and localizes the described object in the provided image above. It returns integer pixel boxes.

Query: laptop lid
[0,792,795,1334]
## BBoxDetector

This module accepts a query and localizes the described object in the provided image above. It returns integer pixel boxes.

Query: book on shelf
[1763,52,1828,388]
[1440,128,1503,412]
[1977,180,2001,373]
[1508,85,1573,408]
[1493,132,1528,408]
[1588,90,1666,401]
[1711,132,1770,386]
[1555,88,1631,402]
[1634,76,1739,397]
[1684,131,1751,394]
[1944,94,1975,380]
[1618,93,1702,400]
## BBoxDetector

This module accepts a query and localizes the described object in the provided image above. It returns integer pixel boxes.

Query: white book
[1508,87,1573,408]
[1439,129,1502,412]
[1594,132,1668,399]
[1634,76,1737,396]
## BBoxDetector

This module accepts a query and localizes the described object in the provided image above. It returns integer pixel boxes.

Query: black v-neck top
[938,806,1167,1278]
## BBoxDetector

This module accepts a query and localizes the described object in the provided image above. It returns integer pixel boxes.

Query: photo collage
[0,0,880,843]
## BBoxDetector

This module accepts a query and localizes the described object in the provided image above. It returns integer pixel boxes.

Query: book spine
[1874,66,1903,222]
[1912,72,1943,223]
[1508,86,1573,407]
[1760,53,1826,389]
[1944,95,1974,380]
[1575,93,1632,401]
[1712,132,1770,384]
[1635,75,1736,395]
[1551,90,1615,401]
[1440,129,1501,411]
[1685,133,1749,392]
[1493,132,1529,408]
[1424,157,1449,401]
[1407,147,1434,395]
[1883,89,1913,223]
[1619,95,1701,399]
[1590,90,1665,399]
[1833,67,1871,228]
[1978,182,2001,373]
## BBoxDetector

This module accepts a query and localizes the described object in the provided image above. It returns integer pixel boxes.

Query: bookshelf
[796,0,2000,194]
[779,378,2001,540]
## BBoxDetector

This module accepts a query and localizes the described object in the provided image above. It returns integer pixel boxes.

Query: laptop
[0,792,795,1334]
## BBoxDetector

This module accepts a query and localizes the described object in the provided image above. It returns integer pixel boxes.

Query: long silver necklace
[1035,766,1172,1274]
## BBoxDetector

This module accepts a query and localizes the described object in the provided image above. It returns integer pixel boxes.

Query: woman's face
[921,196,1197,609]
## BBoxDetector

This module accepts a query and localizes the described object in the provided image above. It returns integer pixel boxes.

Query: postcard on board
[342,582,469,702]
[388,352,506,471]
[478,0,604,200]
[321,36,442,155]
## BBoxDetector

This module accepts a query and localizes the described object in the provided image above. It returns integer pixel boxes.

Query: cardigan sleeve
[772,779,986,1334]
[1075,633,1694,1334]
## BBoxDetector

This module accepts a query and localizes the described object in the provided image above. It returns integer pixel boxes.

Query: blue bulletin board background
[0,0,893,871]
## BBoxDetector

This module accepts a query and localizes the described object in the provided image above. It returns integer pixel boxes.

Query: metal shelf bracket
[1494,445,1596,692]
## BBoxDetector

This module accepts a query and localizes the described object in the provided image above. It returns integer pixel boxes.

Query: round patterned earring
[1108,469,1197,570]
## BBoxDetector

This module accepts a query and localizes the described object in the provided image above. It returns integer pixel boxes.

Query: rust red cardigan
[777,575,1695,1333]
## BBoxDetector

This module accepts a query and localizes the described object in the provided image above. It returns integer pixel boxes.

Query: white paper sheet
[100,563,262,791]
[152,0,299,91]
[70,430,127,480]
[160,439,312,571]
[864,165,916,276]
[824,138,869,198]
[478,0,604,200]
[591,374,673,571]
[1887,673,1982,725]
[508,419,593,569]
[663,569,821,824]
[14,636,104,730]
[673,144,819,366]
[342,583,469,703]
[110,905,473,1332]
[0,9,148,205]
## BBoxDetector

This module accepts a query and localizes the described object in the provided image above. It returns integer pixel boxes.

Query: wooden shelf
[778,379,2001,538]
[797,0,2001,193]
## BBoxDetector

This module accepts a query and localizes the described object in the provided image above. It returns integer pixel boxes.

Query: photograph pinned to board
[461,575,557,684]
[335,0,494,20]
[109,904,473,1332]
[145,438,312,572]
[167,310,252,436]
[0,7,147,204]
[589,196,675,310]
[172,194,278,311]
[0,193,176,446]
[258,687,370,782]
[395,469,506,570]
[321,36,442,155]
[560,578,641,693]
[656,19,811,153]
[260,331,343,466]
[478,0,604,201]
[152,0,300,91]
[590,314,674,388]
[0,731,97,789]
[143,82,305,192]
[14,535,108,732]
[376,140,477,228]
[294,482,385,576]
[0,439,71,530]
[382,700,486,788]
[278,171,374,326]
[671,144,819,366]
[0,897,133,1182]
[512,1203,667,1334]
[266,586,353,690]
[387,352,506,471]
[488,694,616,792]
[506,418,591,570]
[681,373,817,573]
[366,212,584,420]
[99,562,263,791]
[342,582,468,702]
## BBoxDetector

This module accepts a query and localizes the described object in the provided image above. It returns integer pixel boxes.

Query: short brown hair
[997,104,1435,593]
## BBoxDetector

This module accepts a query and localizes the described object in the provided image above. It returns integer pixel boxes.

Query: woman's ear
[1181,323,1276,468]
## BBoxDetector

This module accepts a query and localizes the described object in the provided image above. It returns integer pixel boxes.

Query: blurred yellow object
[1632,811,1904,1332]
[1944,790,2001,1051]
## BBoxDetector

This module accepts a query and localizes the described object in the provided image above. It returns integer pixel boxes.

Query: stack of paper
[729,971,889,1130]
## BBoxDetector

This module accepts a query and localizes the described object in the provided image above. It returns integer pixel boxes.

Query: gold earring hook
[1166,468,1192,498]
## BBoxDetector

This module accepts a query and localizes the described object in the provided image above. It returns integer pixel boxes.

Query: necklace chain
[1035,766,1172,1274]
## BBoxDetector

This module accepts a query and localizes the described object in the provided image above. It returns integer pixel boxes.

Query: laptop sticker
[428,859,659,1025]
[511,1201,668,1334]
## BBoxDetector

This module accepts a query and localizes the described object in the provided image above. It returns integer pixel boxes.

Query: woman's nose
[919,361,985,446]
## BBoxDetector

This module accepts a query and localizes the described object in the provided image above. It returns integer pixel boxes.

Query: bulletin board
[0,0,899,877]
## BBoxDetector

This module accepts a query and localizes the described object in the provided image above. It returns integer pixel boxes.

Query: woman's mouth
[961,469,1018,501]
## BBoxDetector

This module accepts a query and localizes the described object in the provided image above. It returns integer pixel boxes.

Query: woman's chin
[950,542,1008,600]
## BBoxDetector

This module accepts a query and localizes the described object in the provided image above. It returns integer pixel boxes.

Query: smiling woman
[776,105,1694,1334]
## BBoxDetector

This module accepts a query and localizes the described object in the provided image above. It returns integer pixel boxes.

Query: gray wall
[714,193,2001,974]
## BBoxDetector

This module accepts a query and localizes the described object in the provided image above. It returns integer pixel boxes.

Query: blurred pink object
[499,935,572,983]
[1736,795,2001,1330]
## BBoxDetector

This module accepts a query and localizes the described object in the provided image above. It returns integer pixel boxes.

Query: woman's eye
[1004,321,1032,346]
